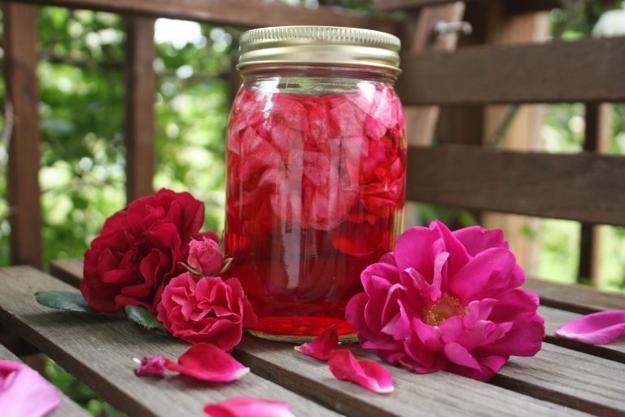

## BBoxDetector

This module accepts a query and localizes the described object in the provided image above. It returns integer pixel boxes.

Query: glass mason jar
[225,26,406,341]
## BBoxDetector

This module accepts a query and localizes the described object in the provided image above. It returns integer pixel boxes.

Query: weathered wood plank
[540,306,625,364]
[376,0,559,12]
[124,16,156,201]
[0,344,92,417]
[402,2,466,147]
[46,260,625,414]
[406,145,625,226]
[238,338,589,417]
[11,0,399,33]
[3,2,43,268]
[526,278,625,313]
[398,36,625,104]
[24,263,592,416]
[493,343,625,417]
[0,267,341,417]
[50,258,83,288]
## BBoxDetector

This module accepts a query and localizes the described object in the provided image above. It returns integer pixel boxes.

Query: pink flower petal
[294,324,338,361]
[134,355,166,378]
[556,310,625,345]
[0,360,61,417]
[164,343,249,382]
[328,349,394,394]
[203,397,295,417]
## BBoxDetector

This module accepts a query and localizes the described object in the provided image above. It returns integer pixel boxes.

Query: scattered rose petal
[134,355,165,378]
[204,397,295,417]
[164,343,249,382]
[0,360,62,417]
[556,310,625,345]
[328,349,394,394]
[295,324,338,361]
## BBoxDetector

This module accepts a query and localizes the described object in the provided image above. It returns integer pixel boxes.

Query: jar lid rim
[238,26,401,72]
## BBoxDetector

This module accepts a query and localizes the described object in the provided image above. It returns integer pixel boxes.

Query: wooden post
[578,103,612,284]
[4,2,43,268]
[401,2,466,227]
[124,16,156,202]
[480,5,549,276]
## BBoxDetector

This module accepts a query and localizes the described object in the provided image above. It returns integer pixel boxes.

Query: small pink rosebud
[188,237,224,276]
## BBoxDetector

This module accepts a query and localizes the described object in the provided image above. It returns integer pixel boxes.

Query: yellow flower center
[422,293,465,326]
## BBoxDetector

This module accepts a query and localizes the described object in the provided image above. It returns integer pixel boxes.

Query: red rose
[156,273,257,350]
[81,189,204,313]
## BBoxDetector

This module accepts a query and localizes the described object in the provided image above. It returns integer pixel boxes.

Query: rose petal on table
[556,310,625,345]
[203,397,295,417]
[164,343,249,382]
[0,360,62,417]
[328,349,394,394]
[294,324,338,361]
[134,355,166,378]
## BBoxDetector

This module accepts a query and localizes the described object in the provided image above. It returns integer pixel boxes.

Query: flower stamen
[422,293,465,326]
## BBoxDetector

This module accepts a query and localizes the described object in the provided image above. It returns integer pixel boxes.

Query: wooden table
[1,262,624,417]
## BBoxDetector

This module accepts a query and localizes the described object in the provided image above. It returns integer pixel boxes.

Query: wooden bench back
[4,0,624,275]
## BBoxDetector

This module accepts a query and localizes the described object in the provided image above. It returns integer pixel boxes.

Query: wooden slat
[124,16,156,201]
[239,338,590,417]
[376,0,559,12]
[0,344,92,417]
[540,306,625,364]
[0,267,340,417]
[526,278,625,314]
[398,36,625,104]
[3,2,43,268]
[406,145,625,226]
[49,258,82,288]
[48,260,620,416]
[402,2,466,147]
[493,343,625,417]
[12,0,399,33]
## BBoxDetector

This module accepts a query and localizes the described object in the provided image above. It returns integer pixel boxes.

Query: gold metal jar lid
[238,26,401,74]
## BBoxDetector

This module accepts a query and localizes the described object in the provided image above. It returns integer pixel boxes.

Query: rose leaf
[35,291,98,314]
[124,305,167,334]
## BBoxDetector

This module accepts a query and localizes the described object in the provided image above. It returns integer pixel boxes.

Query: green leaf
[35,291,97,314]
[124,305,166,333]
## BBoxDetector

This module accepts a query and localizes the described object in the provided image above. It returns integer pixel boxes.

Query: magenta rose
[187,235,223,276]
[81,189,204,313]
[156,273,257,350]
[346,221,544,381]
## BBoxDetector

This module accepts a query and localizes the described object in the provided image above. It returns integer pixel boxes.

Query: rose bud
[188,237,224,276]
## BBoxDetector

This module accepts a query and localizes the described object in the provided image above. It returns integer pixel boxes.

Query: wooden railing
[3,0,625,288]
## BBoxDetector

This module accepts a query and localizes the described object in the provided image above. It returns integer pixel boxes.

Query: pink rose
[157,273,257,350]
[188,236,224,276]
[346,221,544,381]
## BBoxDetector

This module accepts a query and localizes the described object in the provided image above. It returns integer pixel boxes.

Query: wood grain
[12,0,399,33]
[50,258,83,288]
[0,344,92,417]
[401,2,466,147]
[406,145,625,225]
[237,338,589,417]
[11,265,591,417]
[540,306,625,364]
[0,267,340,417]
[375,0,559,12]
[526,278,625,313]
[398,36,625,104]
[493,343,625,417]
[3,2,43,268]
[124,16,156,201]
